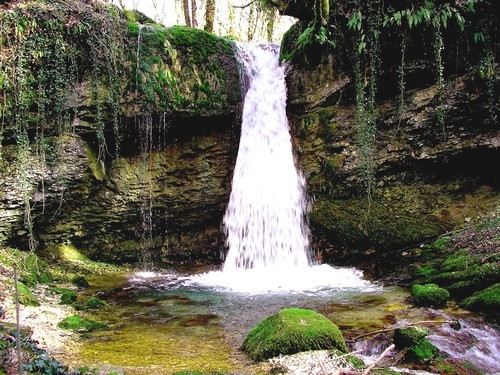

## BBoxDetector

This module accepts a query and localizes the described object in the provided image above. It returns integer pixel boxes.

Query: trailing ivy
[282,0,494,203]
[0,0,129,251]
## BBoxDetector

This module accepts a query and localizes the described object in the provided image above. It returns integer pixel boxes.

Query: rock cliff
[0,0,241,265]
[280,0,499,265]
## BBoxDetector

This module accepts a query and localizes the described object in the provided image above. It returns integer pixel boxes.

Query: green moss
[241,308,347,362]
[394,326,429,349]
[324,155,345,178]
[406,339,440,364]
[310,198,444,249]
[128,21,139,36]
[58,315,108,332]
[440,249,480,272]
[460,283,500,321]
[85,143,106,181]
[394,326,439,364]
[86,296,107,309]
[72,275,90,289]
[50,287,78,305]
[411,283,450,308]
[432,236,451,250]
[16,282,39,307]
[38,271,53,284]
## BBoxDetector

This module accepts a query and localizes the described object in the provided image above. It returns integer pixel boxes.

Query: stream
[68,269,500,375]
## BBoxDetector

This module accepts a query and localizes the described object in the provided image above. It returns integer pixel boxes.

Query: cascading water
[222,43,311,272]
[194,43,373,293]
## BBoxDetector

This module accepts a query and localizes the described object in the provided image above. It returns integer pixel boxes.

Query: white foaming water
[223,42,310,271]
[193,43,375,293]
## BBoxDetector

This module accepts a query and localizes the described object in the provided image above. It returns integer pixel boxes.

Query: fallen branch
[362,344,396,375]
[14,262,22,375]
[351,320,458,341]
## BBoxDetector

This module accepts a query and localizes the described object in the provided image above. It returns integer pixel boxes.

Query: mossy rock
[86,296,106,309]
[241,308,347,362]
[16,282,39,307]
[394,326,439,364]
[310,197,445,250]
[460,283,500,321]
[394,326,429,349]
[405,338,440,364]
[57,315,108,332]
[50,287,78,305]
[71,275,89,289]
[411,283,450,308]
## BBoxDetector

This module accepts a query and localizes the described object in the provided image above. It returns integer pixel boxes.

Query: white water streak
[222,43,311,272]
[193,43,375,293]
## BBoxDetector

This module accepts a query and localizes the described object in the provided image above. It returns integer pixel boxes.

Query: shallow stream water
[68,268,500,375]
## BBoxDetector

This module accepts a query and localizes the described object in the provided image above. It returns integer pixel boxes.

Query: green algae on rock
[242,308,347,362]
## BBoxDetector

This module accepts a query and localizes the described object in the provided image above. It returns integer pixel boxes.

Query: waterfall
[192,43,374,293]
[222,43,311,272]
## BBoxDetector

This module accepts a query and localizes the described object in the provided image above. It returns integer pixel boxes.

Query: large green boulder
[241,308,347,362]
[411,283,450,308]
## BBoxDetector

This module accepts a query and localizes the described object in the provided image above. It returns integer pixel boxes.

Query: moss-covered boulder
[460,283,500,322]
[411,283,450,308]
[241,308,347,362]
[86,296,107,309]
[16,282,39,307]
[57,315,108,332]
[394,326,439,364]
[50,287,78,305]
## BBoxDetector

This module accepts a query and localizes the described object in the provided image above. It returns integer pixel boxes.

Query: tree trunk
[205,0,215,33]
[183,0,198,27]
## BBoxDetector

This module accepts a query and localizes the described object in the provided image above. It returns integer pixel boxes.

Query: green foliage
[1,322,85,375]
[242,308,347,362]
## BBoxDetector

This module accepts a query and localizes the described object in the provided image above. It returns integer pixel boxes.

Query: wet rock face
[282,15,500,263]
[1,118,239,265]
[0,2,242,266]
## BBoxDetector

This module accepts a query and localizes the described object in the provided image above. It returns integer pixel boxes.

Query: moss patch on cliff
[130,24,239,114]
[310,190,447,250]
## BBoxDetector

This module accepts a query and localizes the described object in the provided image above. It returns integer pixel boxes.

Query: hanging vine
[347,0,382,208]
[0,0,129,251]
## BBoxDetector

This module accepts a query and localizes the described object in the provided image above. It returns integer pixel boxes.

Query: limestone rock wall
[0,1,241,266]
[280,1,500,265]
